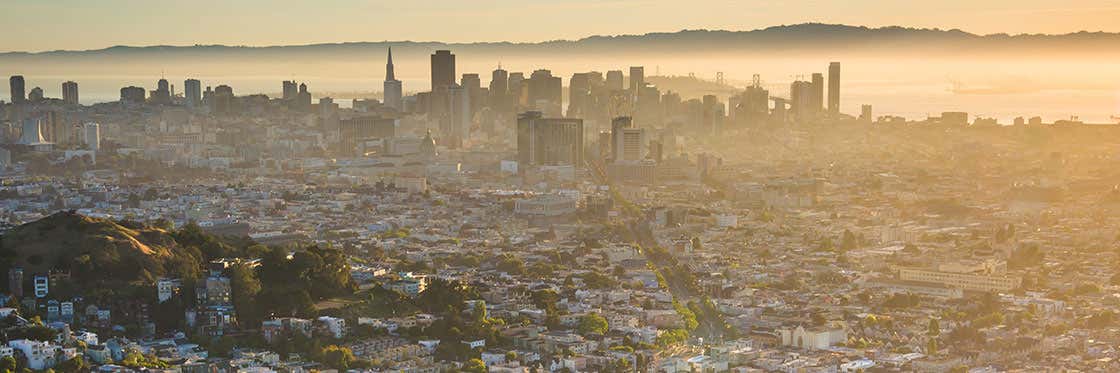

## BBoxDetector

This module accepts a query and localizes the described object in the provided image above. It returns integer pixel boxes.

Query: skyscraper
[461,73,482,115]
[184,79,202,108]
[629,66,645,92]
[9,76,26,103]
[62,81,79,105]
[810,73,824,113]
[282,80,298,101]
[606,70,624,91]
[383,47,403,110]
[430,50,456,91]
[489,67,509,112]
[828,62,841,114]
[517,111,584,168]
[527,70,563,117]
[120,86,146,103]
[151,78,171,105]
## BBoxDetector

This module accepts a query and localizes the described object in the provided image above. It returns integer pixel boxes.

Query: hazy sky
[4,0,1120,52]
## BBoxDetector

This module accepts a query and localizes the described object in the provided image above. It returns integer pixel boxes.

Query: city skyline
[4,0,1120,52]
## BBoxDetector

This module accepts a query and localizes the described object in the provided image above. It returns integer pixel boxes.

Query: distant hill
[0,211,202,289]
[2,23,1119,58]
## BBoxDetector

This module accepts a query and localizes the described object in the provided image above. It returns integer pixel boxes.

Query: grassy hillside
[0,211,203,288]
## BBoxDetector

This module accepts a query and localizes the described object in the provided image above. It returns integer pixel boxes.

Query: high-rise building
[184,79,202,108]
[9,75,25,104]
[489,68,509,112]
[517,111,584,168]
[282,80,298,101]
[789,80,814,122]
[83,122,100,151]
[606,70,624,91]
[860,104,873,123]
[568,73,591,118]
[810,73,824,113]
[120,86,146,103]
[151,78,172,104]
[508,72,525,108]
[383,47,403,110]
[629,66,645,92]
[527,70,563,117]
[610,116,633,162]
[62,81,79,105]
[430,50,456,91]
[27,87,43,102]
[615,129,648,163]
[461,73,482,115]
[828,62,840,114]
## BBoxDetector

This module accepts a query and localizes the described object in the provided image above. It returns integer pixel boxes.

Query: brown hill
[0,211,203,287]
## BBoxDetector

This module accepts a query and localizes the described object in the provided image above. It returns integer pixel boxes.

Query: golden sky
[4,0,1120,52]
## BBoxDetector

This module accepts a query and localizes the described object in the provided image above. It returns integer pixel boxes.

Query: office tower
[860,105,873,123]
[610,116,633,162]
[568,73,591,118]
[430,50,455,91]
[810,73,824,113]
[527,70,563,117]
[184,79,202,108]
[383,47,403,111]
[828,62,840,114]
[789,80,814,122]
[295,83,311,111]
[282,80,298,101]
[489,68,509,112]
[701,95,723,134]
[62,81,79,105]
[733,75,769,127]
[508,72,525,107]
[83,122,100,151]
[461,73,482,115]
[635,85,662,125]
[7,267,22,298]
[448,84,471,147]
[517,111,584,167]
[27,87,43,102]
[9,76,25,103]
[612,121,648,163]
[120,86,146,103]
[19,118,45,144]
[339,116,396,155]
[629,66,645,92]
[213,85,235,114]
[150,79,172,104]
[606,70,624,91]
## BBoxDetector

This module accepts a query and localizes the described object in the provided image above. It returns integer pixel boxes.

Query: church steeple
[385,47,395,82]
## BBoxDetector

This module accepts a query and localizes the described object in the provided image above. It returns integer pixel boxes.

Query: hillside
[0,211,203,288]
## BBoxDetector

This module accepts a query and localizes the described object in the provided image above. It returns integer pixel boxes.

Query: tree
[577,313,609,335]
[463,358,487,373]
[230,263,263,326]
[0,356,15,373]
[55,357,87,373]
[928,318,941,336]
[321,345,356,370]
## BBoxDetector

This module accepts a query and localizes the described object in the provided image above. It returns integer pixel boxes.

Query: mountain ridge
[4,23,1120,56]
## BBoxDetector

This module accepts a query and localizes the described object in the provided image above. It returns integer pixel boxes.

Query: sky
[3,0,1120,52]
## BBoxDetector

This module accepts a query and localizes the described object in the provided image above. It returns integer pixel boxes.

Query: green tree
[577,313,609,335]
[321,345,356,370]
[55,357,87,373]
[463,358,487,373]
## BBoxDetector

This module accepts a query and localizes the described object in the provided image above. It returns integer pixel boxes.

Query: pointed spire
[385,47,396,82]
